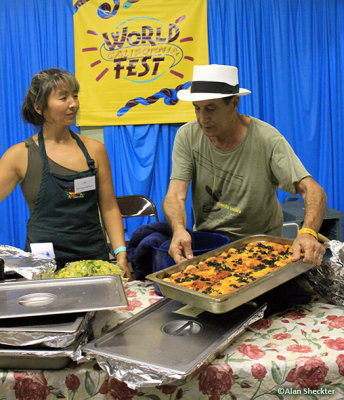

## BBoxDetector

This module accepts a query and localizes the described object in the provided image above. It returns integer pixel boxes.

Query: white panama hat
[177,64,251,101]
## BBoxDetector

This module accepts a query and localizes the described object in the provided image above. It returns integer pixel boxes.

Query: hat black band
[191,81,239,95]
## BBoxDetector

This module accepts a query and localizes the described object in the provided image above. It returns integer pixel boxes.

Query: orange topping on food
[163,241,293,296]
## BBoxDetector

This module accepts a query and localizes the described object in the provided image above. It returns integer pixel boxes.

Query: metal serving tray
[0,312,86,333]
[147,235,315,314]
[0,346,75,370]
[83,298,265,387]
[0,275,128,319]
[0,332,87,370]
[0,312,93,348]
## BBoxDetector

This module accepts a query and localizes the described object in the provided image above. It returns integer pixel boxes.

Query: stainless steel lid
[0,275,128,318]
[84,298,265,377]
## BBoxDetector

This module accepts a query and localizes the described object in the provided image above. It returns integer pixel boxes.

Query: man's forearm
[292,178,327,265]
[163,192,194,262]
[297,179,327,233]
[163,195,187,233]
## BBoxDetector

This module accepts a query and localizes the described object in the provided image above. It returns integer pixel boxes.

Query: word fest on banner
[73,0,209,126]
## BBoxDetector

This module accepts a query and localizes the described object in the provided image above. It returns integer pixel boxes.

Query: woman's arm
[90,139,133,280]
[0,143,26,202]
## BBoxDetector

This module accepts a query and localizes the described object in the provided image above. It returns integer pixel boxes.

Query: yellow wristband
[297,228,318,240]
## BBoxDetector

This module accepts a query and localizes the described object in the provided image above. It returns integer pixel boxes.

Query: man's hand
[292,233,325,266]
[169,228,193,264]
[293,177,327,266]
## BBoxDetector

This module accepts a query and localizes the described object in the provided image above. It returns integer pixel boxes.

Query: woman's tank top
[20,136,77,214]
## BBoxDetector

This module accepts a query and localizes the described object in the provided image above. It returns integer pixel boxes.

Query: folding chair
[116,195,159,221]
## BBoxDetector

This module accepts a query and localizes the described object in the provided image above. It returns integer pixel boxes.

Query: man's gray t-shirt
[170,117,310,241]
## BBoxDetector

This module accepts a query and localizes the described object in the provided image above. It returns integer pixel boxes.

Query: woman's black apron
[24,131,109,268]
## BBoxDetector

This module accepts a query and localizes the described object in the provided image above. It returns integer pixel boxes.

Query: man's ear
[233,95,240,108]
[34,105,42,115]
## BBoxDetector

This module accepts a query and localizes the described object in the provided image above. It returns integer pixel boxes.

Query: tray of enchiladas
[146,235,315,314]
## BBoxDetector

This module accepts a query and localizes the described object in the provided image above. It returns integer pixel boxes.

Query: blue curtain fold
[104,124,193,240]
[0,0,343,248]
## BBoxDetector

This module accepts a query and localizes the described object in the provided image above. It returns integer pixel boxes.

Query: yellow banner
[73,0,208,126]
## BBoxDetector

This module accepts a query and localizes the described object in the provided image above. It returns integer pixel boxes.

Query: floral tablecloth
[1,280,344,400]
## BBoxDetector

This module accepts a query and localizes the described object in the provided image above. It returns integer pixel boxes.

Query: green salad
[55,259,124,278]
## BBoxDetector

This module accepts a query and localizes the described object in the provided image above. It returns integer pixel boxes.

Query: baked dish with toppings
[55,259,125,279]
[163,241,293,296]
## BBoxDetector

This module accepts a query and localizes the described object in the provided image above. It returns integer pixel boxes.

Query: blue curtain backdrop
[0,0,343,248]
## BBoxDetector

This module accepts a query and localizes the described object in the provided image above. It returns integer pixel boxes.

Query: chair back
[282,222,299,239]
[116,195,159,221]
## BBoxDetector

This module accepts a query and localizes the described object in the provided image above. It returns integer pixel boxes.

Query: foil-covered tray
[0,331,88,370]
[83,298,266,389]
[147,235,315,314]
[0,312,93,348]
[306,240,344,305]
[0,275,128,319]
[0,245,56,280]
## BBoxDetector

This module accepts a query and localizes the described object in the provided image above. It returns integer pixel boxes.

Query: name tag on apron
[74,176,96,194]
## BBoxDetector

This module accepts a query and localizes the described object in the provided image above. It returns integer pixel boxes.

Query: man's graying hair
[21,68,79,126]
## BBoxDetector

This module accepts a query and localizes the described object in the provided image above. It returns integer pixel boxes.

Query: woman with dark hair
[0,68,132,278]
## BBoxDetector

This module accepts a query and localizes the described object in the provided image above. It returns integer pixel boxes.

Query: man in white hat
[163,64,326,266]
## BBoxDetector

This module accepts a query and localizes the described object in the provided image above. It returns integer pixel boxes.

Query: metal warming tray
[83,298,265,387]
[0,275,128,318]
[0,332,88,370]
[147,235,315,314]
[0,312,86,333]
[0,312,92,348]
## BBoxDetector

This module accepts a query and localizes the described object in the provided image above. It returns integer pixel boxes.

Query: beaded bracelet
[297,228,318,240]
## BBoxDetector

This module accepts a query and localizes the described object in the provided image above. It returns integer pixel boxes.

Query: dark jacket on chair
[127,222,172,280]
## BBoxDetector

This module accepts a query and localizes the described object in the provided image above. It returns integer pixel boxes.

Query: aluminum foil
[85,305,266,389]
[69,331,90,363]
[0,312,94,348]
[0,331,89,370]
[306,240,344,305]
[0,245,56,280]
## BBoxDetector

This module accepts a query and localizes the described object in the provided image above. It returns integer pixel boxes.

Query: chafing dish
[0,312,93,348]
[0,331,88,370]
